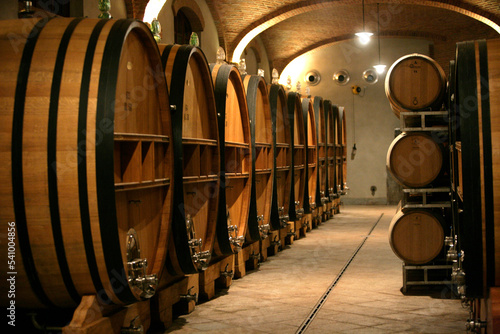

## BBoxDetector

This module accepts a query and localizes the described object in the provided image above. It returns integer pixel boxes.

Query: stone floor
[162,205,469,333]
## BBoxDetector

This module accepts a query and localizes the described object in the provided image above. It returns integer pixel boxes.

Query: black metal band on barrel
[48,17,85,306]
[244,75,261,242]
[12,17,55,308]
[78,18,112,305]
[331,104,339,196]
[166,45,198,275]
[312,97,323,207]
[212,64,233,256]
[478,40,495,287]
[456,41,483,298]
[268,84,284,230]
[302,98,311,214]
[287,92,297,222]
[323,100,332,201]
[96,19,137,304]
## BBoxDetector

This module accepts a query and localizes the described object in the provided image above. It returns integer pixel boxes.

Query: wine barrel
[337,106,348,194]
[302,97,318,213]
[243,75,274,241]
[287,92,306,221]
[0,18,173,308]
[388,209,445,264]
[268,84,292,230]
[454,39,500,302]
[385,53,447,117]
[314,96,328,210]
[325,101,338,204]
[386,132,444,188]
[160,44,220,274]
[210,63,251,255]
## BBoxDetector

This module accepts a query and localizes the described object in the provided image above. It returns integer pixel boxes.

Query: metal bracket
[270,235,281,248]
[466,319,487,332]
[220,263,234,278]
[185,214,211,270]
[121,316,144,334]
[259,220,270,239]
[179,286,199,303]
[126,229,158,299]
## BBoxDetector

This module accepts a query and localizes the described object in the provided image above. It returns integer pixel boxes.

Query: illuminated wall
[280,38,433,203]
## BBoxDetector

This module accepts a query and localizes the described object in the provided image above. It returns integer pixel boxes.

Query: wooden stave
[287,92,306,221]
[337,106,347,193]
[243,75,274,241]
[385,53,447,117]
[388,208,445,265]
[268,84,292,230]
[325,101,339,201]
[210,63,252,255]
[314,96,327,207]
[302,97,318,213]
[160,44,220,274]
[0,18,173,308]
[454,39,500,304]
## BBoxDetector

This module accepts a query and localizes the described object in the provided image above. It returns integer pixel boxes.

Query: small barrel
[387,132,444,188]
[0,18,173,308]
[268,84,292,230]
[243,75,274,241]
[161,44,220,274]
[388,209,445,264]
[302,97,318,213]
[287,92,306,221]
[314,97,327,208]
[385,53,447,117]
[210,63,252,255]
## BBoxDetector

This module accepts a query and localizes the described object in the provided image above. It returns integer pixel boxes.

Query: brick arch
[231,0,500,62]
[172,0,205,32]
[124,0,148,20]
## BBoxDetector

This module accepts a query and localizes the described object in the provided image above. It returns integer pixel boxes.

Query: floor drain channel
[296,213,384,334]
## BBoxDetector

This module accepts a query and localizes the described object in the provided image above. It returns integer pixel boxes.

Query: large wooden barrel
[314,96,328,209]
[161,44,219,274]
[325,101,339,202]
[287,92,306,221]
[0,18,173,308]
[388,209,445,264]
[385,53,447,117]
[453,39,500,304]
[386,132,444,188]
[243,75,274,241]
[302,97,318,213]
[337,106,348,194]
[210,63,251,255]
[268,84,291,230]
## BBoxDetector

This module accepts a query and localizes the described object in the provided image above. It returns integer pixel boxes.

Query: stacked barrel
[385,54,452,282]
[448,39,500,331]
[0,17,346,332]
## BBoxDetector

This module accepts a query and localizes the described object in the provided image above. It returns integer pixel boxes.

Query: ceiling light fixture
[355,0,373,45]
[373,3,386,73]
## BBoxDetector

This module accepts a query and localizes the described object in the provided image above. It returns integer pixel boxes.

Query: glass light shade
[238,58,247,75]
[374,64,386,74]
[355,31,373,45]
[216,46,226,64]
[272,68,279,84]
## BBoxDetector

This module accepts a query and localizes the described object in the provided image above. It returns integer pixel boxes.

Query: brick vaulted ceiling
[127,0,500,73]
